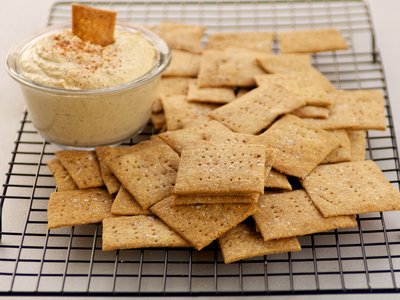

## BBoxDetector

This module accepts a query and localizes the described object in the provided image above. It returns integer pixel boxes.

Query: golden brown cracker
[292,106,330,119]
[219,223,301,264]
[187,80,236,104]
[162,50,201,77]
[253,190,357,241]
[305,90,386,130]
[174,141,266,196]
[173,194,260,205]
[322,130,352,164]
[109,143,180,210]
[47,188,113,229]
[209,85,306,134]
[197,48,266,88]
[150,196,258,250]
[348,130,366,161]
[279,28,348,53]
[257,53,311,74]
[72,3,117,46]
[206,31,274,52]
[265,169,292,190]
[55,150,104,189]
[102,215,190,251]
[302,160,400,217]
[161,94,218,131]
[47,159,78,192]
[157,22,205,54]
[249,114,340,178]
[111,187,151,216]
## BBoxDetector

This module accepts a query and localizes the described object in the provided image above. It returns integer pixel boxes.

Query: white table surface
[1,0,400,299]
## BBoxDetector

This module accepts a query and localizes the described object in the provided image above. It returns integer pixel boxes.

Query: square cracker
[102,215,190,251]
[278,28,348,53]
[159,120,254,155]
[254,73,331,106]
[348,130,366,161]
[305,90,386,130]
[174,141,266,196]
[253,190,357,241]
[187,80,236,104]
[173,194,260,205]
[47,159,78,192]
[163,50,201,77]
[257,53,311,74]
[161,94,218,131]
[47,188,113,229]
[95,146,136,194]
[249,114,340,178]
[219,223,301,264]
[197,48,266,88]
[292,106,330,119]
[209,85,306,134]
[206,32,274,52]
[302,160,400,217]
[108,143,180,210]
[321,130,352,164]
[265,169,292,190]
[111,187,150,216]
[157,22,205,54]
[56,150,104,189]
[150,196,258,250]
[153,77,192,113]
[72,3,117,47]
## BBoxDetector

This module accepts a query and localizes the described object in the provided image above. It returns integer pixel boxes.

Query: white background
[0,0,400,299]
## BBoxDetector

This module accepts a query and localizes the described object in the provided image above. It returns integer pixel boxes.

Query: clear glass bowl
[6,23,170,148]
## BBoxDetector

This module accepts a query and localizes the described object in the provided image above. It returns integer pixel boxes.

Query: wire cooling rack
[1,0,400,296]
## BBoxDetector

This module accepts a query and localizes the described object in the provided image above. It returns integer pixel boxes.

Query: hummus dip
[10,24,168,147]
[19,29,157,89]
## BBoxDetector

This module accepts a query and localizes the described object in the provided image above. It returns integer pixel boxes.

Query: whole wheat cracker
[253,190,357,241]
[151,112,166,131]
[249,114,340,178]
[72,3,116,46]
[292,106,330,119]
[209,85,306,134]
[254,73,332,106]
[108,143,180,210]
[173,141,266,196]
[348,130,366,161]
[157,22,205,54]
[150,196,258,250]
[47,188,113,229]
[187,80,236,104]
[102,215,190,251]
[197,48,266,88]
[161,94,218,131]
[47,159,78,192]
[321,130,352,164]
[162,50,201,77]
[111,187,151,216]
[278,28,348,53]
[173,193,260,205]
[219,223,301,264]
[256,53,311,74]
[302,160,400,217]
[55,150,104,189]
[265,169,292,190]
[206,31,274,52]
[304,89,386,130]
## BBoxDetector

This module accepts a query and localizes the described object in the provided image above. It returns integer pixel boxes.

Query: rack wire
[1,0,400,296]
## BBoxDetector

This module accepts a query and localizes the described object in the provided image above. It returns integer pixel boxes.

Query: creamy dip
[19,29,157,89]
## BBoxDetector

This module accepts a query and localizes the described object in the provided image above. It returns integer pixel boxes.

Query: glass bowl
[6,23,170,148]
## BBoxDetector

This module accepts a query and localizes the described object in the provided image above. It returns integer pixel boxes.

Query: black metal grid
[1,0,400,296]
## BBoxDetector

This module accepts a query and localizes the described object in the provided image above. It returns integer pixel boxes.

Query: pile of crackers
[47,23,400,264]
